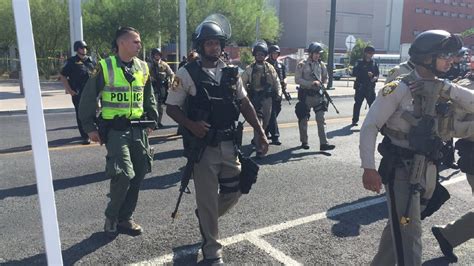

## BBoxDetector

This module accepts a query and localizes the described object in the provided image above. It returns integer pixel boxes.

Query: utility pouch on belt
[377,139,398,185]
[97,116,110,144]
[239,152,259,194]
[455,139,474,174]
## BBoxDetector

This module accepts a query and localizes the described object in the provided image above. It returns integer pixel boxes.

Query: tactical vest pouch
[407,116,443,160]
[455,139,474,174]
[239,153,259,194]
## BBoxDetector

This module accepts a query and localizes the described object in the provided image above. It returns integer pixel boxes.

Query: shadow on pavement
[327,124,360,139]
[0,172,105,200]
[5,232,114,265]
[141,171,182,191]
[327,195,387,237]
[252,146,332,166]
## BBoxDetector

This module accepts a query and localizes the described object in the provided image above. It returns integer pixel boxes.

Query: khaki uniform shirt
[241,61,282,96]
[295,59,328,89]
[451,77,474,141]
[150,59,174,82]
[360,70,474,169]
[166,59,247,107]
[384,61,415,84]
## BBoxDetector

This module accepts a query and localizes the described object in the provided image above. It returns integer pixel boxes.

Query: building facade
[276,0,473,52]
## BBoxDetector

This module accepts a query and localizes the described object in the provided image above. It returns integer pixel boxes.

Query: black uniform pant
[352,86,376,124]
[266,98,282,140]
[72,94,88,139]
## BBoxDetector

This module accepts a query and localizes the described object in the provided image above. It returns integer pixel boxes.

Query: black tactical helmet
[193,21,227,54]
[252,41,268,56]
[409,30,463,61]
[364,45,375,53]
[73,40,87,51]
[151,48,162,57]
[268,45,281,55]
[307,42,323,54]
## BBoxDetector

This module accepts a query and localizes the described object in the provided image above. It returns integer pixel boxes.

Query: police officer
[295,42,334,151]
[431,72,474,262]
[241,41,281,157]
[265,44,286,145]
[360,30,474,265]
[385,60,415,84]
[438,47,471,169]
[59,40,96,144]
[149,47,174,128]
[166,18,268,265]
[351,45,379,126]
[440,47,470,81]
[79,26,158,238]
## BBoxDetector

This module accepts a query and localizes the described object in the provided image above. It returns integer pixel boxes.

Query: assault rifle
[281,82,292,105]
[311,72,340,114]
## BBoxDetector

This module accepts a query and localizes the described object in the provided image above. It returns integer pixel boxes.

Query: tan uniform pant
[438,173,474,248]
[193,140,242,259]
[254,97,273,152]
[298,95,328,145]
[155,92,166,124]
[372,162,437,266]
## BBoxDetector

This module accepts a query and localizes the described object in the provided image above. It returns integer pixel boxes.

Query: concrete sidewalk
[0,78,384,115]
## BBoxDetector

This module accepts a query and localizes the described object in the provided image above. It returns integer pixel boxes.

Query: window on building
[425,9,432,14]
[468,3,473,8]
[444,0,450,4]
[443,11,450,16]
[460,2,466,7]
[452,1,458,6]
[413,30,421,36]
[435,0,442,3]
[451,12,458,17]
[434,10,442,15]
[416,7,423,13]
[468,15,473,19]
[459,13,466,18]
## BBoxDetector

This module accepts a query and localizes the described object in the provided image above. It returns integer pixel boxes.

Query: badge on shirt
[171,76,181,90]
[382,81,398,96]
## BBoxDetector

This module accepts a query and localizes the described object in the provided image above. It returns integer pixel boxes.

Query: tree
[348,38,370,66]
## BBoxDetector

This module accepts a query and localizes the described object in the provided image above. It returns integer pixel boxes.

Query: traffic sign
[345,35,356,51]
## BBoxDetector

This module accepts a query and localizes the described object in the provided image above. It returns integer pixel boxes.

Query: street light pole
[327,0,337,90]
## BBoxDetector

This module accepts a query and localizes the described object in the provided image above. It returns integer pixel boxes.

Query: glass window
[452,1,458,6]
[435,0,442,3]
[451,13,458,17]
[459,13,465,18]
[444,0,450,4]
[416,8,423,13]
[434,10,442,15]
[468,15,473,19]
[468,3,473,8]
[460,2,466,7]
[425,9,432,14]
[413,30,421,36]
[443,11,450,16]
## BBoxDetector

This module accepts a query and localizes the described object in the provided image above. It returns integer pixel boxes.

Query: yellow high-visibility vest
[100,56,149,120]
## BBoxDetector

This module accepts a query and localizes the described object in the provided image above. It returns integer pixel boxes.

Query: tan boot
[118,219,143,235]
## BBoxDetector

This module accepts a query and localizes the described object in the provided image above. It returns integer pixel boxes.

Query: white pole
[179,0,187,61]
[68,0,83,56]
[12,1,63,265]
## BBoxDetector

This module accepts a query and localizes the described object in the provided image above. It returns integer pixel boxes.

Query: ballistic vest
[184,61,240,130]
[100,56,149,120]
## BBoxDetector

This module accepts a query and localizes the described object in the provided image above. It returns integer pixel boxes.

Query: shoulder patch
[382,81,399,96]
[171,76,181,90]
[388,68,396,76]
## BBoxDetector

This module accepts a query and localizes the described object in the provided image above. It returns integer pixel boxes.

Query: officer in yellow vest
[79,26,158,238]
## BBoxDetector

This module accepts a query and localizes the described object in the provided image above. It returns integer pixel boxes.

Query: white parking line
[246,234,302,265]
[133,175,466,265]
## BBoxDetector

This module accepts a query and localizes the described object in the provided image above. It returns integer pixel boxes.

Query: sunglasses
[437,53,455,60]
